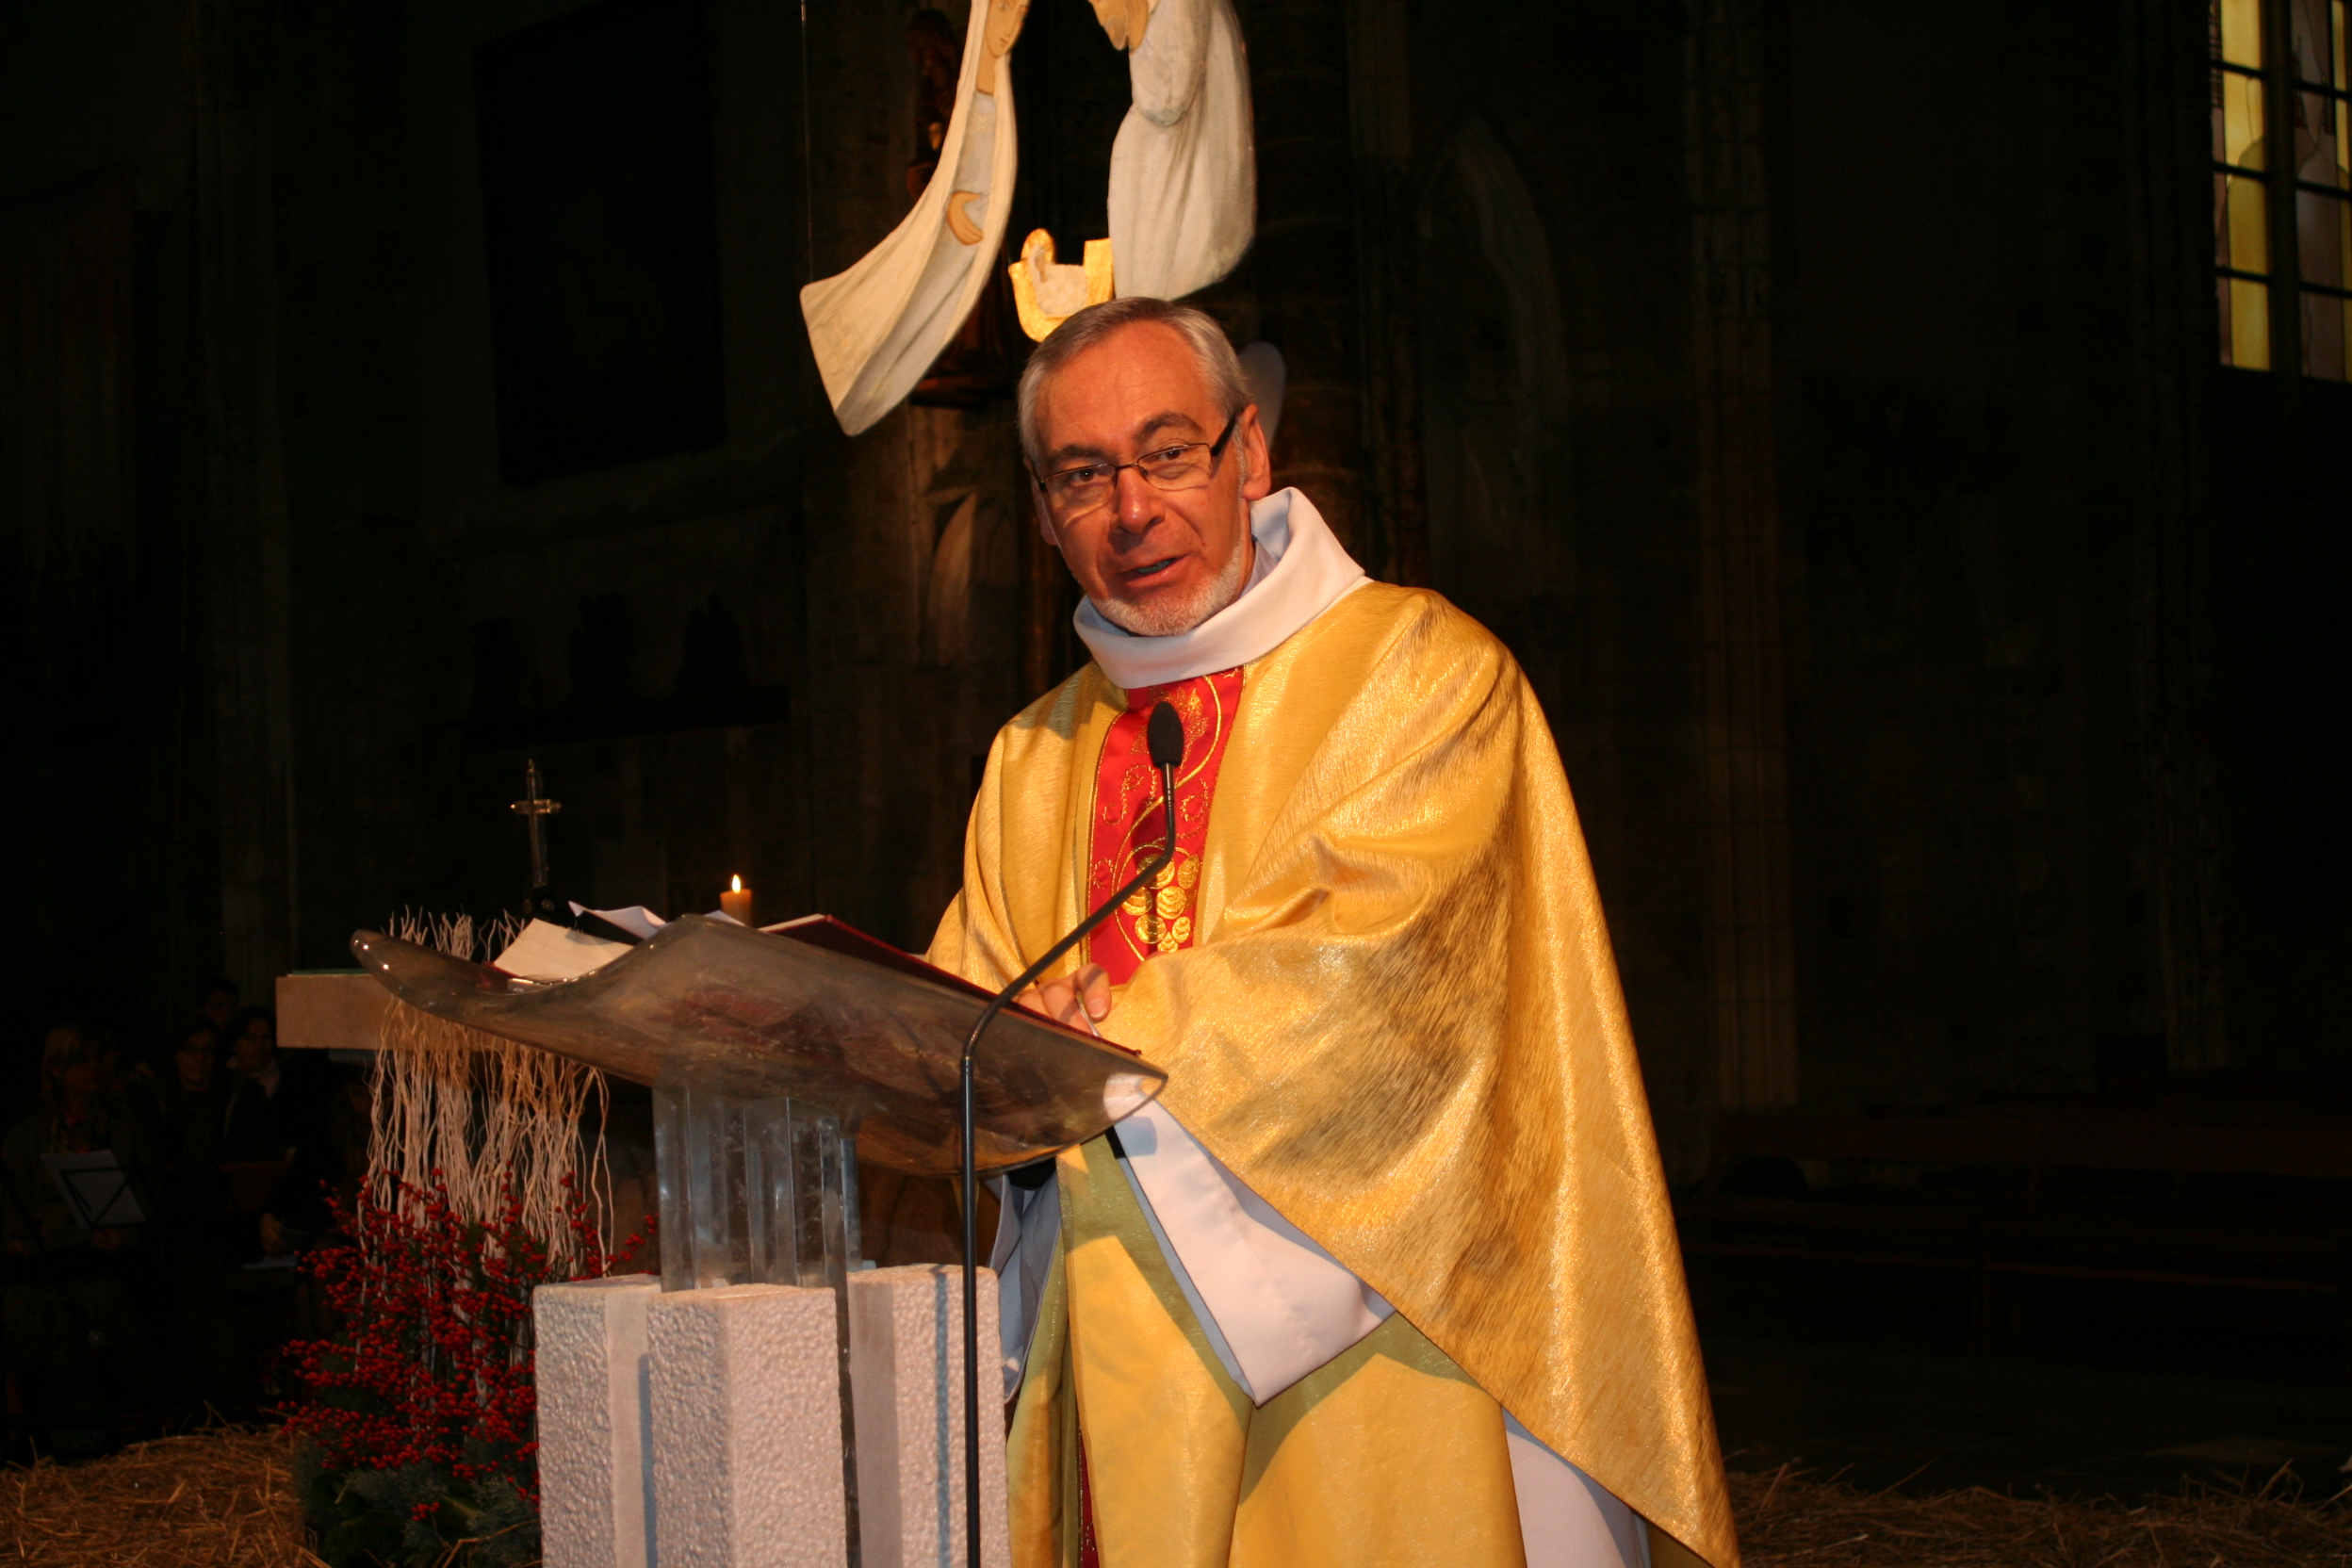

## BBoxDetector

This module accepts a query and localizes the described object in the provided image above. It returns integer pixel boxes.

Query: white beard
[1092,534,1251,637]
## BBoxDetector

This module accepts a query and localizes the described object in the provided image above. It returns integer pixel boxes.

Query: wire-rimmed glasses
[1032,410,1240,519]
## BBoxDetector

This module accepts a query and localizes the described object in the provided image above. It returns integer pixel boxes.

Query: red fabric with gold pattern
[1082,668,1244,987]
[1074,668,1239,1568]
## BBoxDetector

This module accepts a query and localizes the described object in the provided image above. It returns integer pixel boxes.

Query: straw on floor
[1730,1461,2352,1566]
[4,1429,321,1568]
[8,1429,2350,1566]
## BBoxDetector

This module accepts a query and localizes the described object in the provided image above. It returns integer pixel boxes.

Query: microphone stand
[956,702,1184,1568]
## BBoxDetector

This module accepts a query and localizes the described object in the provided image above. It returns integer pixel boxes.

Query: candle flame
[730,874,743,892]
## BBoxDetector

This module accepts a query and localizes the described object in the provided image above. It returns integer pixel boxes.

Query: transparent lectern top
[351,914,1165,1177]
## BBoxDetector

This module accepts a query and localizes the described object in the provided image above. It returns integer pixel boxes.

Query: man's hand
[1022,964,1113,1032]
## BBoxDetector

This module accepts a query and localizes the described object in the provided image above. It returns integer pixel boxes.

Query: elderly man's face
[1031,321,1271,637]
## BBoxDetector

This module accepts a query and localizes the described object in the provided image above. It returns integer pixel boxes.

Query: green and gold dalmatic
[929,583,1738,1568]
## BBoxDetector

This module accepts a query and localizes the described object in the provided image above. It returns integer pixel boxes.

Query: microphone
[956,699,1186,1568]
[1146,698,1184,769]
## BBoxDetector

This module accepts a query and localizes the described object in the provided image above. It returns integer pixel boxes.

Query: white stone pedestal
[536,1267,1011,1568]
[847,1266,1009,1568]
[647,1282,847,1568]
[536,1275,661,1568]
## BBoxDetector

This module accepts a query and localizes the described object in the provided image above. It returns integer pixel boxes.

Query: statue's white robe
[1108,0,1256,301]
[799,1,1019,435]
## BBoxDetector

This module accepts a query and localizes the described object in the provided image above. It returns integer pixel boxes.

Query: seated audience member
[2,1023,161,1455]
[221,1005,313,1161]
[260,1072,373,1259]
[198,979,238,1036]
[94,1020,159,1124]
[148,1024,251,1419]
[155,1023,233,1169]
[225,1005,277,1088]
[3,1024,161,1245]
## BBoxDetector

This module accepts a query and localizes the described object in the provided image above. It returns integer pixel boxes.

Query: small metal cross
[511,758,562,902]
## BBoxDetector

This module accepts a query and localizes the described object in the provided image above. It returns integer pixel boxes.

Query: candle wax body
[719,889,755,924]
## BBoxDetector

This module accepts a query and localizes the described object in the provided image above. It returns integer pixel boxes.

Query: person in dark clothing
[155,1023,233,1170]
[2,1024,161,1250]
[220,1006,314,1163]
[145,1021,252,1420]
[2,1023,161,1455]
[198,980,238,1037]
[258,1071,372,1259]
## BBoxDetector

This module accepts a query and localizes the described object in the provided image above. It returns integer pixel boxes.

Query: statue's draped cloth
[1107,0,1255,302]
[929,582,1737,1568]
[799,0,1022,435]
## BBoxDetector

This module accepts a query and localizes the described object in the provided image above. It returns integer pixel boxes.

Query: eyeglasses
[1032,411,1240,519]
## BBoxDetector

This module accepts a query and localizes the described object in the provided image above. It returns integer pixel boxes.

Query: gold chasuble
[927,582,1738,1568]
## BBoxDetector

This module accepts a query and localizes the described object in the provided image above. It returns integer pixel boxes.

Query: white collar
[1073,488,1368,690]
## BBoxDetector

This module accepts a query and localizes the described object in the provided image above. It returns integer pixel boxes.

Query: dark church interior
[6,0,2348,1552]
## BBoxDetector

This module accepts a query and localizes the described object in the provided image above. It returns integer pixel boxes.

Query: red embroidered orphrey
[1072,666,1241,1568]
[1084,667,1243,986]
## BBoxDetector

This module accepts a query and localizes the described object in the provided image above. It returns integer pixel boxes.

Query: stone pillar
[647,1282,847,1568]
[1342,0,1429,585]
[191,0,299,999]
[535,1275,662,1568]
[1686,0,1799,1109]
[1240,0,1370,551]
[847,1265,1008,1568]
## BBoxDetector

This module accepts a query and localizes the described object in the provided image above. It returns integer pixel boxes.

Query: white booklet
[491,918,632,983]
[492,904,750,984]
[41,1151,146,1228]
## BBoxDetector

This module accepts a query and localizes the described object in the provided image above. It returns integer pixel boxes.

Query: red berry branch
[286,1168,653,1504]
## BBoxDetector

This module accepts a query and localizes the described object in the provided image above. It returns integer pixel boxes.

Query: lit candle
[720,874,754,925]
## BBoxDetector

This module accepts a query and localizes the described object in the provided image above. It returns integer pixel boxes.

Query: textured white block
[848,1266,1008,1568]
[648,1282,846,1568]
[535,1276,661,1568]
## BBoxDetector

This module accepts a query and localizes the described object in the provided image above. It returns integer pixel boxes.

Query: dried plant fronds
[3,1429,321,1568]
[373,910,612,1276]
[1733,1462,2352,1567]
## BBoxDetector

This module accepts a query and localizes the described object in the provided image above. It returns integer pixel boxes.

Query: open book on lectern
[351,911,1164,1179]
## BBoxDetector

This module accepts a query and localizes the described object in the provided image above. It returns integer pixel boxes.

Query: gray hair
[1015,297,1251,472]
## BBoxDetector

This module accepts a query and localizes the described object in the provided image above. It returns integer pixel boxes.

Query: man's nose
[1111,465,1161,541]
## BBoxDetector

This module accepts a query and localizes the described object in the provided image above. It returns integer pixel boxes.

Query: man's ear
[1235,405,1275,503]
[1033,485,1060,547]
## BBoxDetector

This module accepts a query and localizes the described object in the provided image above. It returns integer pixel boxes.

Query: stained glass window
[2292,0,2351,378]
[2214,0,2271,368]
[2213,0,2352,377]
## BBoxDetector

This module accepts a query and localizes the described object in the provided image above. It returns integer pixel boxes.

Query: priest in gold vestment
[925,297,1738,1568]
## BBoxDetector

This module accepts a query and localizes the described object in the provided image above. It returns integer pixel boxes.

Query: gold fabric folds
[929,584,1738,1568]
[1012,1132,1532,1568]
